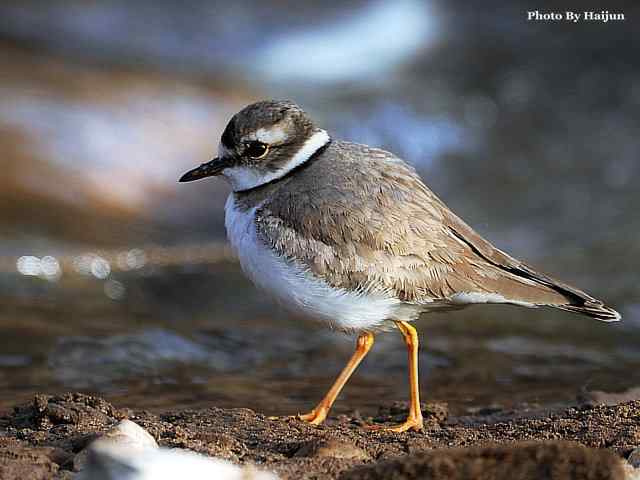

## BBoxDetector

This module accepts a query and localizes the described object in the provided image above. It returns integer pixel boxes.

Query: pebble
[75,418,278,479]
[294,438,370,460]
[74,419,158,471]
[623,463,640,480]
[625,448,640,480]
[628,448,640,469]
[341,441,627,480]
[79,444,278,480]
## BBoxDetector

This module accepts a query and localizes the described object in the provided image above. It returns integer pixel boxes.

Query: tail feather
[555,301,621,322]
[446,226,622,323]
[508,263,622,322]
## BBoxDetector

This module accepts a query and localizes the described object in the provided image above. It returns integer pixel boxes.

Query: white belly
[224,194,407,331]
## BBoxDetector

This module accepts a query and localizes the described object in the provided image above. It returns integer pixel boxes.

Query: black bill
[179,157,227,183]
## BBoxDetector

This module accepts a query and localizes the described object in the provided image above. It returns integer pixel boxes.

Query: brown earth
[0,393,638,479]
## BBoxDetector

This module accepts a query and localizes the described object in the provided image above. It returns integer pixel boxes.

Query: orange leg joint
[297,331,374,425]
[296,321,425,433]
[367,320,424,432]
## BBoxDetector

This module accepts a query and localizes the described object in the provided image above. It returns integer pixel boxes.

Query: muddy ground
[1,393,639,479]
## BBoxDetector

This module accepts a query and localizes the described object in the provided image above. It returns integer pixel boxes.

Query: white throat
[222,129,330,192]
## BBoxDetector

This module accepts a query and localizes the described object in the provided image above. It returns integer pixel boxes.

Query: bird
[179,99,621,432]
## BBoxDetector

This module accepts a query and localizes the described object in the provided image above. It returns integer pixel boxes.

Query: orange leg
[368,321,424,432]
[298,331,375,425]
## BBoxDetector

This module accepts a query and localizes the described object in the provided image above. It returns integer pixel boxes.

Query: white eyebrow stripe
[255,126,288,144]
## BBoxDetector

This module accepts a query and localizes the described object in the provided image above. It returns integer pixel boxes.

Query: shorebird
[180,100,620,432]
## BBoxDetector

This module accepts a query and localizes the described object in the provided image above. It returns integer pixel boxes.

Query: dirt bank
[1,393,638,479]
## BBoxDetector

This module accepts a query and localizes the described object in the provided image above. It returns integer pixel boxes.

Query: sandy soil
[1,393,638,479]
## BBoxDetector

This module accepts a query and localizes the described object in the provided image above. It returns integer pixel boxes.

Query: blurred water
[255,0,438,84]
[1,263,638,415]
[0,0,639,414]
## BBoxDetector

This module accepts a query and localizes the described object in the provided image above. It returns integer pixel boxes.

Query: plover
[180,100,620,432]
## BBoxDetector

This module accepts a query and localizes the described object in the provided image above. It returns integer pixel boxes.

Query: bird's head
[179,100,330,191]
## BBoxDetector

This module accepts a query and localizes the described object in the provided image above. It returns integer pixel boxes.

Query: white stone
[74,419,158,471]
[628,447,640,469]
[78,443,278,480]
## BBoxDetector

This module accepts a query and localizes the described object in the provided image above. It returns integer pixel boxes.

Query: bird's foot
[267,408,328,426]
[366,414,424,433]
[296,407,328,425]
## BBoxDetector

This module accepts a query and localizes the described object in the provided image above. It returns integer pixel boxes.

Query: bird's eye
[244,141,269,159]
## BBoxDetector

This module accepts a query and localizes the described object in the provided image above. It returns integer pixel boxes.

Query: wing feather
[254,141,619,321]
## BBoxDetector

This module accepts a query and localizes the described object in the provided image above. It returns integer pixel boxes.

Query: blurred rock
[74,417,277,479]
[74,419,158,471]
[294,439,369,460]
[628,448,640,468]
[340,441,626,480]
[78,444,278,480]
[625,452,640,480]
[578,387,640,407]
[622,463,640,480]
[0,437,71,480]
[10,393,125,430]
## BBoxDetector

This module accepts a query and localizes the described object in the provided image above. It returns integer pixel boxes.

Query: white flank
[222,129,330,192]
[225,195,403,331]
[450,291,535,308]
